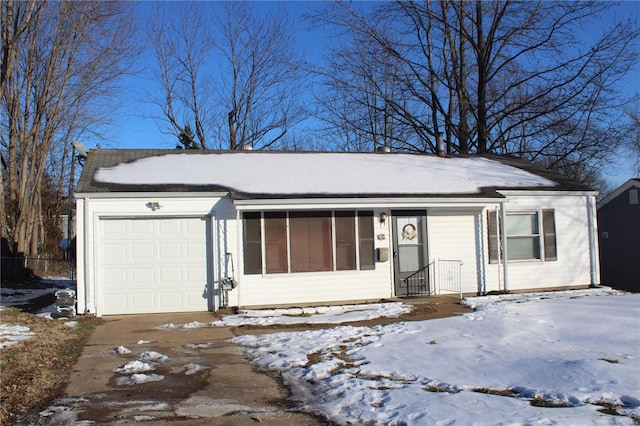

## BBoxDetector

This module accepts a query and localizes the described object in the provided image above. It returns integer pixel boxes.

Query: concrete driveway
[35,312,328,425]
[31,297,469,425]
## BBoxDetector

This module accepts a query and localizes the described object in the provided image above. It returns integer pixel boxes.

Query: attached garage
[98,217,209,315]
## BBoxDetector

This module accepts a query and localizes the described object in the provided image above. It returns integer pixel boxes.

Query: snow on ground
[0,287,54,306]
[115,373,165,386]
[183,363,209,375]
[159,302,412,330]
[232,288,640,425]
[114,360,156,374]
[0,277,76,350]
[112,349,170,385]
[0,322,35,349]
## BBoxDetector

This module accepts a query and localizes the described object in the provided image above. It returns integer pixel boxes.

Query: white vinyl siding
[237,208,392,307]
[427,211,480,294]
[484,194,594,291]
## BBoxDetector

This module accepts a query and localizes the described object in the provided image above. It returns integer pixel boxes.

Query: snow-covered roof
[76,150,590,198]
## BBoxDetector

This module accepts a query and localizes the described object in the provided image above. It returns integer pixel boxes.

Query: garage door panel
[132,268,155,284]
[100,217,209,315]
[159,292,185,309]
[132,243,155,260]
[131,220,154,234]
[103,220,127,235]
[159,243,181,258]
[186,242,206,258]
[103,243,127,261]
[104,293,127,311]
[187,267,206,281]
[159,219,182,234]
[158,268,181,283]
[186,219,205,233]
[104,269,127,285]
[131,294,156,310]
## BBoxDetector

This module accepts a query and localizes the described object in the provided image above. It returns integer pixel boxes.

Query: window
[505,212,540,260]
[243,210,375,274]
[264,212,288,273]
[358,211,375,270]
[488,209,557,263]
[630,189,639,205]
[290,211,333,272]
[335,211,356,271]
[243,212,262,274]
[542,209,557,261]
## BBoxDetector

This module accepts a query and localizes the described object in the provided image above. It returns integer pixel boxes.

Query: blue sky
[101,1,639,189]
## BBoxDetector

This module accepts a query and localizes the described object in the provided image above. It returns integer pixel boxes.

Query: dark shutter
[243,212,262,274]
[358,211,375,270]
[542,209,557,261]
[335,211,356,270]
[488,210,499,264]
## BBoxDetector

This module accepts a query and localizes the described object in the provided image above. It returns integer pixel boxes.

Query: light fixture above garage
[145,201,161,211]
[379,212,388,223]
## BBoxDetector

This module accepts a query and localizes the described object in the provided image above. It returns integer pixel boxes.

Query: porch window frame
[242,210,376,275]
[505,211,541,261]
[488,208,558,264]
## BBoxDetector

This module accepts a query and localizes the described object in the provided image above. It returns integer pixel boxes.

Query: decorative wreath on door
[401,223,417,241]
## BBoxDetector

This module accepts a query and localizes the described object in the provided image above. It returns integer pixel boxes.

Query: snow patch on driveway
[159,302,412,329]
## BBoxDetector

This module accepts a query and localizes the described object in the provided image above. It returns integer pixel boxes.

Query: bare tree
[627,102,640,175]
[314,20,423,152]
[148,2,214,149]
[148,2,309,151]
[313,1,639,181]
[1,1,137,256]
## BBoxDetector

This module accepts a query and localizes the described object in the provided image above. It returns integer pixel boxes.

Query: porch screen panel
[289,211,333,272]
[243,212,262,274]
[335,211,356,270]
[264,211,288,273]
[358,211,375,270]
[542,209,557,261]
[487,210,500,263]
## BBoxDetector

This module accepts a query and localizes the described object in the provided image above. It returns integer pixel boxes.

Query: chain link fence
[1,255,74,282]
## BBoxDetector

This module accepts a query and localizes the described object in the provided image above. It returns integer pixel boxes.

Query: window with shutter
[487,208,557,263]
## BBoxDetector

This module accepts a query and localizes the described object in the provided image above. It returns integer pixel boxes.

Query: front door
[392,210,429,296]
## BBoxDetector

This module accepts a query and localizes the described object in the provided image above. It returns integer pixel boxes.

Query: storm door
[392,210,429,297]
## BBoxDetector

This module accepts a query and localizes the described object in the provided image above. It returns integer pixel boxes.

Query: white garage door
[99,217,209,315]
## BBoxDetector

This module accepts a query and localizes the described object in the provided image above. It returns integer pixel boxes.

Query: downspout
[500,201,509,293]
[236,207,241,307]
[87,201,96,314]
[586,195,600,287]
[495,206,503,292]
[75,198,86,314]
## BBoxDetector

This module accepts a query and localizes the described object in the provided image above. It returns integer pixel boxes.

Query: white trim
[498,190,598,197]
[597,179,640,208]
[76,199,87,314]
[500,202,509,292]
[210,212,219,311]
[74,191,228,199]
[233,198,503,210]
[587,195,600,285]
